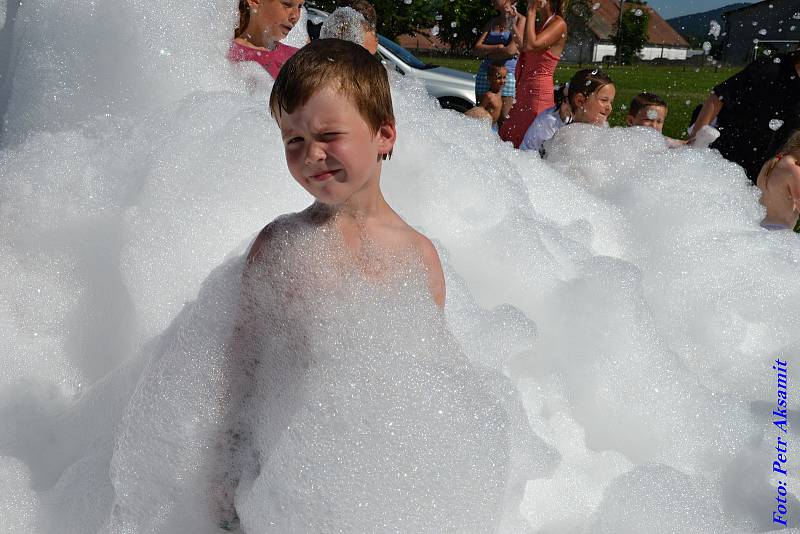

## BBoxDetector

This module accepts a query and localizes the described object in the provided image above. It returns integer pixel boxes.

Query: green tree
[428,0,496,51]
[611,3,650,64]
[565,0,594,65]
[424,0,528,52]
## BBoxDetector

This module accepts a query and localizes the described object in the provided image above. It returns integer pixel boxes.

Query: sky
[644,0,758,19]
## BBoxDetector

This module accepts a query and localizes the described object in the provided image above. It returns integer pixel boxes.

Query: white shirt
[520,106,565,154]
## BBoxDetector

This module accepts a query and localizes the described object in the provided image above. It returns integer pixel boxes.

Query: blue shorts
[475,65,516,98]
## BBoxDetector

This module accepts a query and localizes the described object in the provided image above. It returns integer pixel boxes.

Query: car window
[377,35,433,70]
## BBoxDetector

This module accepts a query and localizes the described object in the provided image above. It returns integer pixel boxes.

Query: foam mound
[2,1,800,532]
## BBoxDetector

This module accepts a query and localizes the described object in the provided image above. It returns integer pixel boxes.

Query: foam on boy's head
[628,92,668,118]
[269,38,394,134]
[341,0,377,31]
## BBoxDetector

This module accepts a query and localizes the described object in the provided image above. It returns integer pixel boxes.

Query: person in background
[689,48,800,183]
[465,62,508,128]
[499,0,568,148]
[520,68,613,156]
[340,0,379,55]
[626,92,685,147]
[229,0,305,79]
[626,92,668,132]
[757,130,800,232]
[519,83,571,154]
[316,1,378,55]
[474,0,525,126]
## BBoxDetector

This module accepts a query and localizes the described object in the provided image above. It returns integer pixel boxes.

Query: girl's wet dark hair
[235,0,250,38]
[553,83,568,108]
[548,0,571,17]
[567,68,614,106]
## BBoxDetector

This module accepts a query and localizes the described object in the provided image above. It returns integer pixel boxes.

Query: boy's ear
[377,121,397,160]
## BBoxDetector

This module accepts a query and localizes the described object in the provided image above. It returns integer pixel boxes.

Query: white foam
[1,1,799,531]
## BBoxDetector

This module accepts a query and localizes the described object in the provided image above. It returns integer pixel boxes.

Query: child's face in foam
[278,86,396,206]
[252,0,303,40]
[573,84,615,126]
[627,105,667,132]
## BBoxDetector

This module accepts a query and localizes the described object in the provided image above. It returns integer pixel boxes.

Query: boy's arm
[688,93,723,144]
[418,235,446,309]
[666,137,687,149]
[211,223,275,529]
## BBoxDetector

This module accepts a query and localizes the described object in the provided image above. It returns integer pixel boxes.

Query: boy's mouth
[308,169,339,182]
[279,24,293,36]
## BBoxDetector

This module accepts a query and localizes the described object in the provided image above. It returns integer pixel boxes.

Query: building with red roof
[564,0,690,62]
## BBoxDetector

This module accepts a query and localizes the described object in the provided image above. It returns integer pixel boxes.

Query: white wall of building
[592,43,617,62]
[639,46,688,60]
[591,43,688,61]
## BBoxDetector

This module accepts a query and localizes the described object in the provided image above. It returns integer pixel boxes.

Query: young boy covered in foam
[319,2,379,55]
[625,92,686,148]
[214,40,534,532]
[254,39,445,305]
[757,130,800,232]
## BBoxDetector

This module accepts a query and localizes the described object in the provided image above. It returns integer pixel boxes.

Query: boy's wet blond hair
[779,129,800,155]
[764,130,800,177]
[269,38,394,137]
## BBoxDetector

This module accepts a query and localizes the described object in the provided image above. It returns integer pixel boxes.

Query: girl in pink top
[229,0,305,79]
[499,0,568,148]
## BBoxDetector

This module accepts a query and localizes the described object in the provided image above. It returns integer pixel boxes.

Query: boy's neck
[326,174,391,220]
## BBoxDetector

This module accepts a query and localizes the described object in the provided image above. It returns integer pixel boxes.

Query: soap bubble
[769,119,784,131]
[708,20,721,38]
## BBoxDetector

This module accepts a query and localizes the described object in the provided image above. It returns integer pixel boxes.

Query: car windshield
[377,35,435,70]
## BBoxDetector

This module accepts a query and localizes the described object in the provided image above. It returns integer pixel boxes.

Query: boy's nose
[289,6,300,24]
[304,142,326,164]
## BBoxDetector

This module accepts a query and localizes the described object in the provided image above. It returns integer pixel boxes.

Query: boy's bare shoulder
[410,230,442,266]
[400,225,446,307]
[246,212,310,265]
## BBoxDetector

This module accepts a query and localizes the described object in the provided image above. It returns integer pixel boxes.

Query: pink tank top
[228,40,298,80]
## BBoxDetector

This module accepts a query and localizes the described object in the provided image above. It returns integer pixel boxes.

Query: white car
[306,7,477,113]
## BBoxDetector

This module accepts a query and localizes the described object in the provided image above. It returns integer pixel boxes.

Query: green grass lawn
[419,55,740,140]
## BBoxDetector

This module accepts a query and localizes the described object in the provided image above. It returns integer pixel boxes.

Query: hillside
[666,3,751,40]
